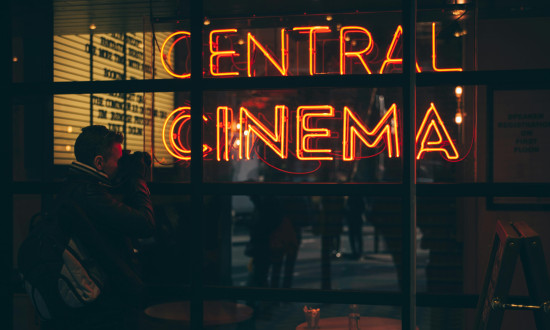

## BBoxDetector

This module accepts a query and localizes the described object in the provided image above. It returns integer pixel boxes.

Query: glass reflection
[227,196,403,291]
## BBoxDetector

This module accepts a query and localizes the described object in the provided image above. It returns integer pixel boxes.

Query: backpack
[17,204,105,320]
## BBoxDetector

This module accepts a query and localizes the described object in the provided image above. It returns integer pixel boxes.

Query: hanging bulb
[455,86,463,97]
[455,111,463,124]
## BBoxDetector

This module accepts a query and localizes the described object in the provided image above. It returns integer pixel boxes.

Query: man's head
[74,125,124,178]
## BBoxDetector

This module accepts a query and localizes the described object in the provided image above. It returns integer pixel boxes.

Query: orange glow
[162,107,191,160]
[162,103,466,163]
[160,31,191,79]
[162,107,212,160]
[247,29,288,77]
[343,103,400,161]
[239,106,289,160]
[296,105,334,160]
[216,106,233,161]
[379,25,422,73]
[340,26,374,75]
[293,26,331,75]
[209,29,240,76]
[415,103,459,160]
[431,22,462,72]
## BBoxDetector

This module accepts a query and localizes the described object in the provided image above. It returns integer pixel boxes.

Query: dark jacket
[51,161,155,329]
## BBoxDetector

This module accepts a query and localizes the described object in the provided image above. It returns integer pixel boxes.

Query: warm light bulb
[236,123,241,130]
[89,24,97,30]
[65,145,72,151]
[243,130,249,136]
[455,112,463,124]
[67,126,73,133]
[326,15,333,21]
[204,18,211,26]
[455,86,463,97]
[238,38,245,45]
[12,57,18,62]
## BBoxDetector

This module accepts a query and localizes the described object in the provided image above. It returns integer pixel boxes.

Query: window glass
[142,195,192,286]
[202,88,403,183]
[51,8,475,82]
[205,195,402,291]
[491,89,550,184]
[478,16,550,71]
[417,307,465,330]
[53,17,187,81]
[53,92,185,173]
[416,197,467,296]
[417,86,476,183]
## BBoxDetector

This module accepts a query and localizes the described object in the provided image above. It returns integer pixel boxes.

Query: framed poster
[487,86,550,210]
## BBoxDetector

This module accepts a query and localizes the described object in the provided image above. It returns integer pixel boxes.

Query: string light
[455,112,463,124]
[455,86,463,97]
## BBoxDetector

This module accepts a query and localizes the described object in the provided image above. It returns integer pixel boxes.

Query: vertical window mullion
[402,0,417,329]
[190,1,205,329]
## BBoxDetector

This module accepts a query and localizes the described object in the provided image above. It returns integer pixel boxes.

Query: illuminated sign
[160,23,462,78]
[162,103,460,162]
[160,22,466,164]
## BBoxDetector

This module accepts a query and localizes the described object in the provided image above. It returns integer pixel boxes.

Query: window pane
[416,197,466,295]
[53,92,189,181]
[417,86,476,183]
[203,195,402,291]
[478,15,550,71]
[492,89,550,183]
[202,88,403,183]
[141,195,192,286]
[53,17,187,82]
[418,307,465,330]
[13,195,44,330]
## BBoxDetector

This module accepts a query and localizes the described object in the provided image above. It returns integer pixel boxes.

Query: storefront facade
[5,1,550,329]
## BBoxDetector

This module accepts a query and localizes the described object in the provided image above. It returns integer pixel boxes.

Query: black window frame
[6,1,550,330]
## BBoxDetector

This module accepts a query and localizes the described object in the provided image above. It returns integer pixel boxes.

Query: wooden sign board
[475,220,550,330]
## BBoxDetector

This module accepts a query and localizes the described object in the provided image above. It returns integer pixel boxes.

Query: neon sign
[162,103,460,162]
[159,21,465,166]
[160,22,461,77]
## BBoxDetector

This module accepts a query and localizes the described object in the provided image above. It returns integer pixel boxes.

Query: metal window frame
[6,1,550,330]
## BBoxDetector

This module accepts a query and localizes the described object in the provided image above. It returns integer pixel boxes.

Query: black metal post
[123,33,128,150]
[402,0,417,329]
[90,27,94,125]
[190,2,205,329]
[3,0,13,328]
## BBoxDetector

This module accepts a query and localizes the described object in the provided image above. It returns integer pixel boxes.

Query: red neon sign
[415,103,459,160]
[343,103,400,160]
[164,103,462,162]
[247,29,288,77]
[209,29,239,76]
[340,26,374,75]
[239,105,289,160]
[379,25,422,74]
[293,26,331,75]
[160,31,191,78]
[296,105,335,160]
[431,22,463,72]
[162,107,212,160]
[162,21,462,78]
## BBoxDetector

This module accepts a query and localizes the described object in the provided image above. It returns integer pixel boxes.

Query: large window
[8,1,550,330]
